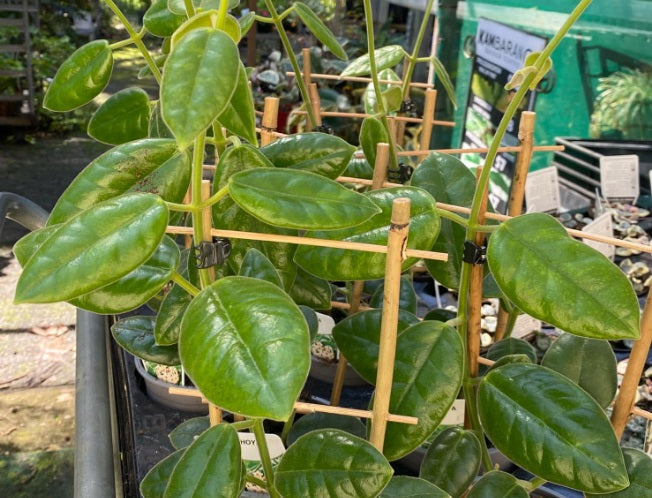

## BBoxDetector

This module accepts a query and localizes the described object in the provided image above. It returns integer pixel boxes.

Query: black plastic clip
[462,240,486,265]
[194,238,232,269]
[316,124,334,135]
[387,162,414,184]
[400,98,418,116]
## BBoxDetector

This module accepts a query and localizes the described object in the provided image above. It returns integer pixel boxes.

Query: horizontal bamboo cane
[286,71,433,89]
[353,144,564,159]
[291,109,455,127]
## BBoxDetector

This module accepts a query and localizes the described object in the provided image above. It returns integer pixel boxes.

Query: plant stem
[213,123,227,158]
[503,308,519,338]
[104,0,161,84]
[231,419,256,431]
[182,0,195,17]
[246,474,268,488]
[171,271,200,297]
[526,476,547,491]
[400,0,436,99]
[108,28,146,50]
[436,208,469,227]
[190,133,212,289]
[280,410,295,444]
[263,0,318,128]
[216,0,228,29]
[253,419,281,498]
[362,0,398,168]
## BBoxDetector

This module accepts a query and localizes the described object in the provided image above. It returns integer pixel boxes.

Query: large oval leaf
[140,448,185,498]
[487,213,640,340]
[369,276,417,314]
[378,321,464,461]
[16,193,168,303]
[294,2,347,60]
[217,63,257,144]
[164,423,242,498]
[161,28,240,148]
[169,416,210,450]
[487,337,537,363]
[144,0,186,37]
[275,429,393,497]
[379,476,450,498]
[261,132,356,179]
[155,250,194,345]
[44,39,113,111]
[586,448,652,498]
[294,187,440,280]
[341,45,406,77]
[359,116,390,167]
[238,248,283,288]
[466,471,528,498]
[478,363,628,493]
[362,69,401,115]
[179,276,310,420]
[111,315,180,365]
[419,427,481,497]
[87,87,151,145]
[541,332,617,408]
[229,168,381,230]
[286,413,366,446]
[48,138,188,225]
[333,309,420,384]
[288,267,331,309]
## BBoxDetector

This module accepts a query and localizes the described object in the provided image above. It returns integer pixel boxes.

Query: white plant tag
[525,166,561,213]
[600,155,639,201]
[239,432,285,461]
[582,212,615,260]
[316,312,335,335]
[512,314,542,339]
[441,399,465,426]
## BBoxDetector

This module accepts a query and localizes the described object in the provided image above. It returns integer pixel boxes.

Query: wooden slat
[0,69,27,77]
[0,94,26,102]
[0,44,26,52]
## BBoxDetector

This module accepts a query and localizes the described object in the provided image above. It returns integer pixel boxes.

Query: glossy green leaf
[487,213,640,340]
[379,321,464,461]
[167,0,199,15]
[343,155,373,180]
[13,225,60,267]
[161,28,239,148]
[542,332,617,408]
[478,363,629,493]
[370,276,417,314]
[140,448,185,498]
[169,416,210,450]
[487,337,537,363]
[423,308,456,322]
[217,63,257,144]
[238,11,255,35]
[144,0,186,37]
[419,427,481,497]
[16,193,168,303]
[332,309,419,384]
[379,476,450,498]
[155,250,194,345]
[466,471,528,498]
[487,353,533,372]
[275,429,393,498]
[341,45,406,77]
[294,2,347,60]
[260,132,356,179]
[229,168,380,230]
[294,187,440,281]
[430,56,457,108]
[43,40,113,111]
[363,69,401,115]
[298,305,319,342]
[586,448,652,498]
[70,235,180,314]
[87,87,151,145]
[48,139,188,225]
[289,268,331,309]
[171,10,241,46]
[239,248,283,288]
[286,413,366,446]
[360,117,390,168]
[198,0,239,10]
[180,276,309,420]
[149,102,175,138]
[111,316,180,365]
[164,424,242,498]
[383,86,404,113]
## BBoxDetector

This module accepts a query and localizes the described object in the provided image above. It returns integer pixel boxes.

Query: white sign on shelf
[582,212,615,260]
[600,155,639,201]
[525,166,561,213]
[512,314,542,339]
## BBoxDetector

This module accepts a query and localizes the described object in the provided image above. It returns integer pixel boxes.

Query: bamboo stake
[353,144,563,159]
[331,144,390,406]
[495,111,536,341]
[420,89,438,151]
[396,59,410,144]
[294,401,418,424]
[287,71,434,89]
[166,226,449,261]
[303,49,313,131]
[309,83,322,128]
[260,97,279,146]
[468,168,489,379]
[293,109,455,127]
[611,286,652,438]
[370,198,411,451]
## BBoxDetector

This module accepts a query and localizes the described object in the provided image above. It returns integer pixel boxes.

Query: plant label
[441,399,465,426]
[525,166,561,213]
[582,212,615,260]
[316,312,335,335]
[239,432,285,461]
[512,314,542,339]
[600,155,639,202]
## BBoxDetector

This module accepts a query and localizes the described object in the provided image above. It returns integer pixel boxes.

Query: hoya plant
[12,0,652,496]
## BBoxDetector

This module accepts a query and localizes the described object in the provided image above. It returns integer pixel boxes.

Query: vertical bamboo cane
[261,97,279,147]
[396,58,410,145]
[467,168,489,380]
[419,89,437,152]
[495,111,536,340]
[611,286,652,438]
[201,180,222,426]
[330,144,390,406]
[309,83,322,128]
[303,48,313,131]
[388,117,398,146]
[369,197,411,451]
[183,188,192,249]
